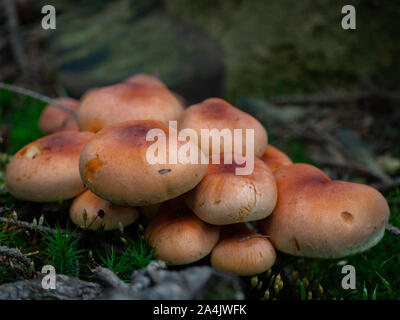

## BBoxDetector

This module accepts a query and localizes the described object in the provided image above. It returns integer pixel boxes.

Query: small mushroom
[39,98,79,134]
[70,190,139,231]
[185,153,277,225]
[77,76,184,132]
[258,163,390,258]
[79,120,208,206]
[145,206,220,265]
[179,98,268,157]
[211,224,276,276]
[260,145,292,172]
[6,131,94,202]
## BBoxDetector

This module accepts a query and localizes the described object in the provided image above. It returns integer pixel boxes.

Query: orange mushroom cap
[258,163,390,258]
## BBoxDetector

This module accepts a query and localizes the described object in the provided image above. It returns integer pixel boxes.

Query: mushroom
[77,77,184,132]
[6,131,94,202]
[145,206,220,265]
[39,97,79,133]
[211,224,276,276]
[124,73,166,88]
[185,153,277,225]
[258,163,390,258]
[79,120,208,206]
[260,145,292,172]
[70,190,139,231]
[179,98,268,157]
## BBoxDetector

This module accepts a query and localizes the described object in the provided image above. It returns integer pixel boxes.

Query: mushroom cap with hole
[179,98,268,157]
[39,97,79,133]
[185,153,277,225]
[258,163,390,258]
[6,131,94,202]
[70,189,139,231]
[77,80,184,132]
[79,120,208,206]
[211,224,276,276]
[260,145,292,172]
[145,206,220,265]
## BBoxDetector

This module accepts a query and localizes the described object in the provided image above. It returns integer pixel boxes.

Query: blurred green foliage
[0,89,45,154]
[166,0,400,100]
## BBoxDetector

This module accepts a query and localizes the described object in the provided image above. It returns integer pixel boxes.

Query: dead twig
[0,82,77,115]
[372,177,400,194]
[0,213,86,239]
[2,0,29,73]
[386,224,400,237]
[94,267,129,290]
[316,159,393,183]
[0,245,34,278]
[269,90,400,106]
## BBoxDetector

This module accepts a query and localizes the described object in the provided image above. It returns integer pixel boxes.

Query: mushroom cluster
[5,74,390,276]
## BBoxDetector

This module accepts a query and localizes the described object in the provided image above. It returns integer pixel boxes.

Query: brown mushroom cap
[258,163,390,258]
[185,154,277,225]
[179,98,268,157]
[77,80,184,132]
[145,206,220,265]
[6,131,94,202]
[124,73,166,88]
[39,98,79,133]
[79,120,208,206]
[260,145,292,172]
[211,224,276,276]
[70,190,139,231]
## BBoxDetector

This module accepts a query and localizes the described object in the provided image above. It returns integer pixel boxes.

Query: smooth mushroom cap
[260,145,292,172]
[79,120,208,206]
[258,163,390,258]
[211,224,276,276]
[185,154,277,225]
[145,207,220,265]
[125,74,187,108]
[70,189,139,231]
[39,98,79,134]
[124,73,166,88]
[6,131,94,202]
[77,81,184,132]
[179,98,268,157]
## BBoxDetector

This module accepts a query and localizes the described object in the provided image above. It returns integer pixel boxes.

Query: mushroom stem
[0,82,77,116]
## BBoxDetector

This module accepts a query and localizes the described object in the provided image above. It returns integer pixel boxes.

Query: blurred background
[1,0,399,159]
[0,0,400,299]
